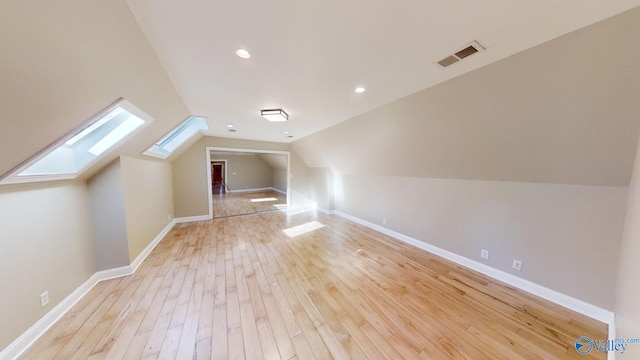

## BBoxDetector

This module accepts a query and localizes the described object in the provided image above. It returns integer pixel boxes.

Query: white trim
[205,146,291,219]
[95,265,134,280]
[0,273,99,360]
[333,210,615,325]
[316,207,335,215]
[130,220,175,273]
[174,215,212,223]
[0,219,181,360]
[229,187,274,193]
[0,99,154,186]
[608,316,616,360]
[0,263,139,360]
[210,159,228,194]
[206,149,214,218]
[270,187,287,195]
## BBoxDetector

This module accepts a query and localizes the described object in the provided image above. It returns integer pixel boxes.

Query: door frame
[210,159,227,194]
[205,146,291,218]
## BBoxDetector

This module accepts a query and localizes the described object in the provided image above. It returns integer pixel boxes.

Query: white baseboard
[316,207,335,215]
[0,219,180,360]
[3,210,616,359]
[130,220,176,273]
[95,265,134,281]
[0,272,100,360]
[174,215,212,223]
[229,187,273,193]
[270,187,287,195]
[333,210,615,327]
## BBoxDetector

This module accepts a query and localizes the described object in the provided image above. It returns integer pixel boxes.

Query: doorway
[206,147,290,219]
[211,161,227,194]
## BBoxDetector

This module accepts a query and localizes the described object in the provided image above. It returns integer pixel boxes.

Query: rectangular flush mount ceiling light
[261,109,288,122]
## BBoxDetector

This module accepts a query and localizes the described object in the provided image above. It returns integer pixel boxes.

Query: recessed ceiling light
[355,87,366,93]
[236,48,251,59]
[227,124,234,128]
[228,128,237,132]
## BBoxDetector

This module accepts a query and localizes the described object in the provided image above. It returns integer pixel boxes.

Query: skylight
[143,116,208,159]
[0,98,152,185]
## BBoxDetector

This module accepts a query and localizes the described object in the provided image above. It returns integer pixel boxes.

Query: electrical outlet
[382,218,387,225]
[167,214,172,221]
[40,291,49,307]
[512,259,523,271]
[480,249,489,259]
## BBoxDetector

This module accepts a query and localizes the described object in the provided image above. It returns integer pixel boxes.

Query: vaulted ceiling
[125,0,640,143]
[2,1,640,185]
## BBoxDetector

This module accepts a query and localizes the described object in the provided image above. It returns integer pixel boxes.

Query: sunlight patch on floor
[283,221,324,238]
[250,197,278,203]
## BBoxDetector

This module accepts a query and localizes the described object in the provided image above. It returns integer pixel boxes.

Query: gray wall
[88,159,130,270]
[211,154,273,191]
[0,183,95,350]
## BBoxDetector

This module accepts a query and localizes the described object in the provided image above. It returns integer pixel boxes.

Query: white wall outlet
[480,249,489,259]
[40,291,49,307]
[167,214,172,221]
[382,218,387,225]
[512,259,523,271]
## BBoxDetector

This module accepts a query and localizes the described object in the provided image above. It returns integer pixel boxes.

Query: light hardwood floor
[21,209,606,359]
[213,190,287,218]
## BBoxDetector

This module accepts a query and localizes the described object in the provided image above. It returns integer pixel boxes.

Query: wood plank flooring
[213,190,287,218]
[20,209,606,359]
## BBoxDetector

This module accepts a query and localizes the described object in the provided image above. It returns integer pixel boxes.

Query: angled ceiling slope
[125,0,640,143]
[290,6,640,186]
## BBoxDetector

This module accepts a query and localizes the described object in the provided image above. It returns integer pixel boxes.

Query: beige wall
[88,159,130,270]
[273,169,287,192]
[121,156,174,262]
[87,156,174,267]
[211,154,273,191]
[287,8,640,311]
[288,150,311,208]
[0,183,95,350]
[173,136,313,218]
[335,174,626,309]
[309,167,335,211]
[291,8,640,187]
[258,154,288,192]
[0,0,189,180]
[615,134,640,356]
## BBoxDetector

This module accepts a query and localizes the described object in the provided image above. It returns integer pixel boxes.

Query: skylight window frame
[143,116,208,159]
[0,98,153,185]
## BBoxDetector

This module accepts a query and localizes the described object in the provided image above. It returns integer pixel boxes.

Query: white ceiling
[125,0,640,144]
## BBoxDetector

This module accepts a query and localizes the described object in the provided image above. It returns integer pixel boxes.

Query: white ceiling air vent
[437,41,485,68]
